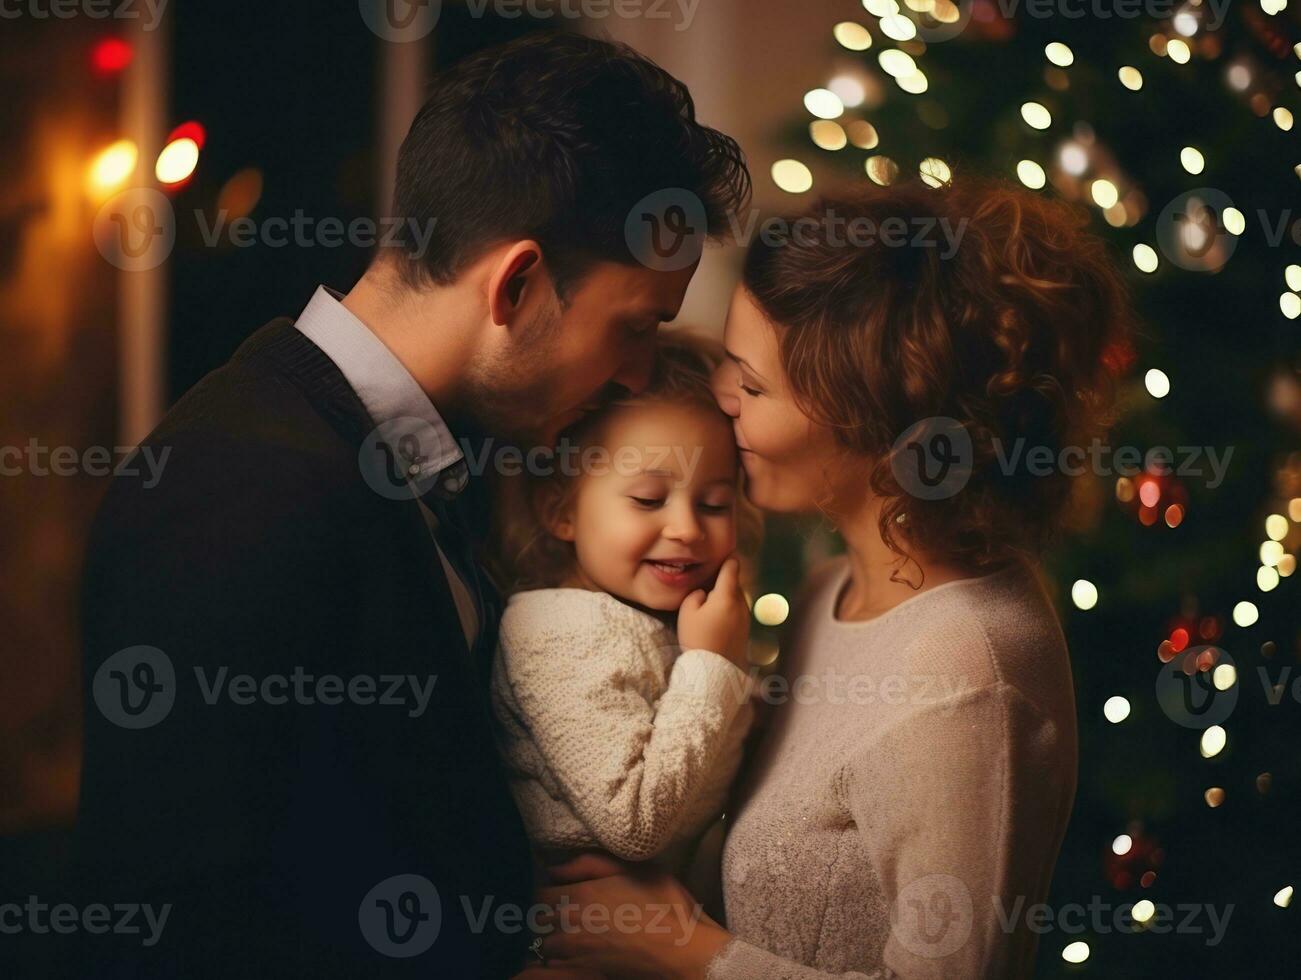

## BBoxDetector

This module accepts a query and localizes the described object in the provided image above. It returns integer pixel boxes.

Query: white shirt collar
[295,285,466,486]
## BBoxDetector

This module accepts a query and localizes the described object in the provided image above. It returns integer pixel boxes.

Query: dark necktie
[418,460,502,673]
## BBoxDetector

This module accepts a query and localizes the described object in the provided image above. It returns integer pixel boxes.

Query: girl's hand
[677,557,750,670]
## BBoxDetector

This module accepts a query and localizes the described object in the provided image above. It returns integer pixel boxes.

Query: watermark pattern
[92,646,439,729]
[625,188,708,273]
[0,896,171,947]
[889,874,1234,959]
[0,440,170,486]
[622,190,971,272]
[892,418,1235,500]
[993,893,1233,946]
[0,0,169,29]
[1155,646,1238,729]
[358,0,701,41]
[892,874,974,959]
[358,875,705,958]
[891,417,974,501]
[358,0,441,42]
[359,421,711,500]
[93,188,176,273]
[359,875,442,958]
[94,191,438,271]
[1156,188,1301,273]
[990,0,1231,31]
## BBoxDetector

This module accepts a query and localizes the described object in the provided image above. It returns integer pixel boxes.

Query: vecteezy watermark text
[0,440,169,487]
[357,0,701,44]
[358,874,703,959]
[890,417,1234,501]
[0,896,171,947]
[92,646,439,729]
[0,0,169,29]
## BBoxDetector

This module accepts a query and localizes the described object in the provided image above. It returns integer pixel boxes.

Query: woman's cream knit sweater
[707,558,1078,980]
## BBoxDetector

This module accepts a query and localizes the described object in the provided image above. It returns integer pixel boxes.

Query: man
[77,31,748,978]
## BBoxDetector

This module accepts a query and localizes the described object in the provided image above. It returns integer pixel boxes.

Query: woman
[526,177,1133,979]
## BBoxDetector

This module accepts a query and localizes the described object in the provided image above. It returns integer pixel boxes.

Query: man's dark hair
[388,31,751,298]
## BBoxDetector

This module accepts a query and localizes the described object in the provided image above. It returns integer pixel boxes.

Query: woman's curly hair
[742,176,1135,571]
[487,332,764,595]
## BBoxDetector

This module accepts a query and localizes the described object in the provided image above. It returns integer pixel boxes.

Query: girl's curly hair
[742,176,1135,571]
[486,332,764,595]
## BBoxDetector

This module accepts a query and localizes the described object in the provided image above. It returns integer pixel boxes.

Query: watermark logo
[358,0,441,42]
[92,645,176,729]
[1156,646,1238,729]
[891,420,1235,501]
[625,188,707,273]
[92,647,439,728]
[359,417,456,501]
[1156,187,1238,273]
[93,187,176,272]
[910,0,973,43]
[359,874,442,957]
[891,874,974,959]
[891,416,973,501]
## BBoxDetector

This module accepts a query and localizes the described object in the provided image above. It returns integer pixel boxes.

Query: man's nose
[612,338,656,396]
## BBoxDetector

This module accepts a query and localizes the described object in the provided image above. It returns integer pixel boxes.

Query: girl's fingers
[713,557,738,597]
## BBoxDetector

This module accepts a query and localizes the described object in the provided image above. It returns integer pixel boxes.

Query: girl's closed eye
[629,495,664,509]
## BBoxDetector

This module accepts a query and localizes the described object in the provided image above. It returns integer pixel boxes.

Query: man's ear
[533,481,577,542]
[487,240,546,327]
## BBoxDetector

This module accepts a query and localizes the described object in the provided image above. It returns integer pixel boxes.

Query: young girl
[488,335,759,871]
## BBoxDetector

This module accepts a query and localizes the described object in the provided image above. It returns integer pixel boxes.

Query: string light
[1020,101,1052,129]
[754,593,791,627]
[834,21,872,51]
[1119,66,1144,90]
[1232,601,1259,627]
[1045,42,1074,67]
[1017,159,1046,189]
[1200,725,1227,758]
[1071,579,1099,610]
[1134,245,1160,274]
[804,89,845,120]
[1180,146,1205,174]
[772,160,813,194]
[1103,696,1131,723]
[1061,941,1090,964]
[919,157,952,187]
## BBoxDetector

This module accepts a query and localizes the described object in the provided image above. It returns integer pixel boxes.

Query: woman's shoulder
[899,562,1073,717]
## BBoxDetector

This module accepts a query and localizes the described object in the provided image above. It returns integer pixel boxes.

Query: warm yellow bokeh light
[88,139,139,195]
[155,137,200,185]
[772,159,814,194]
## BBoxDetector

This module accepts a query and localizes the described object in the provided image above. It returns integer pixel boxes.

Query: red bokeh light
[91,38,133,76]
[166,121,207,151]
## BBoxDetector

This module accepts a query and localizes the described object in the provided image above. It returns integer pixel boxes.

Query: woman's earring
[895,511,907,525]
